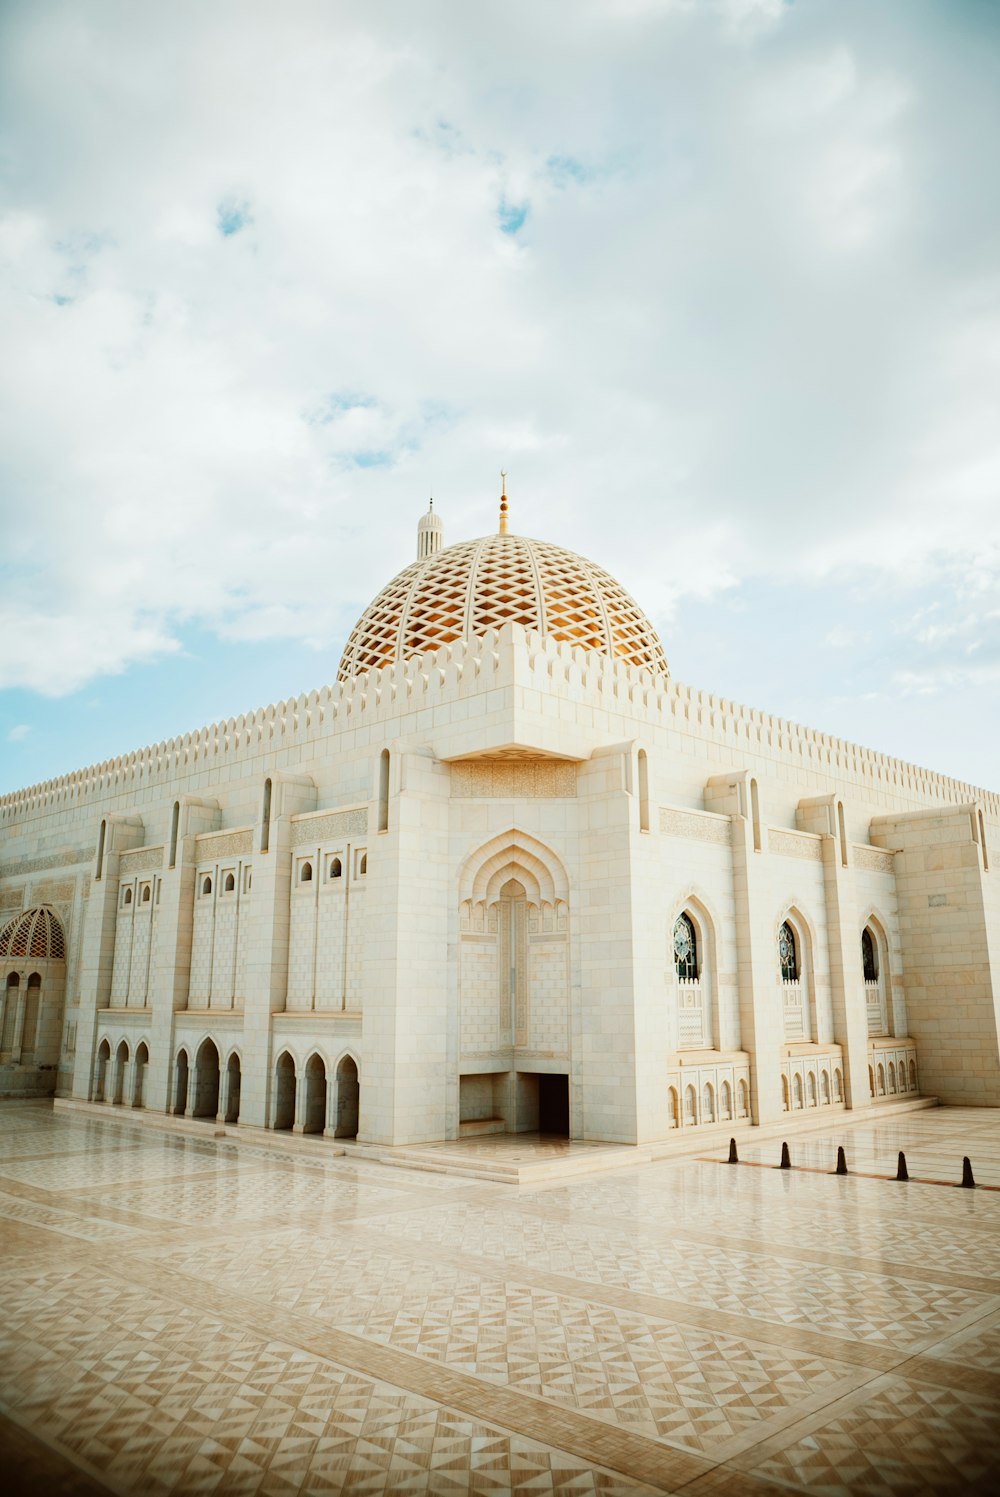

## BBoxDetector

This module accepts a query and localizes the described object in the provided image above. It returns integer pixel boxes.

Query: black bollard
[728,1137,739,1164]
[896,1151,909,1182]
[779,1141,791,1169]
[835,1146,848,1176]
[961,1156,976,1189]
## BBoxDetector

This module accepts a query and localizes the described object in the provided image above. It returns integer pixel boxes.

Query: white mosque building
[1,489,998,1147]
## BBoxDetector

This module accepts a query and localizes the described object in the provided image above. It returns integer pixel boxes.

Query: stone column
[72,814,145,1101]
[240,774,316,1129]
[818,836,870,1111]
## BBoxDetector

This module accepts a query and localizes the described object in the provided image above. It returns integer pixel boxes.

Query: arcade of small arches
[0,905,67,1086]
[90,1035,361,1140]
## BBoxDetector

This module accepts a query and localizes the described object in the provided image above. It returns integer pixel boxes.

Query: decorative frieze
[30,879,77,906]
[0,888,23,911]
[0,846,92,878]
[451,759,577,799]
[768,829,823,862]
[195,828,253,860]
[659,808,731,845]
[854,845,896,875]
[291,808,368,846]
[119,846,165,875]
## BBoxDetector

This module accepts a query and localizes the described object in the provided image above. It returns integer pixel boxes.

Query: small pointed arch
[737,1078,749,1119]
[333,1050,360,1139]
[775,903,817,982]
[123,886,133,907]
[141,884,151,903]
[781,1074,790,1111]
[224,871,235,893]
[672,911,698,980]
[668,891,721,984]
[720,1079,732,1120]
[667,1085,680,1129]
[683,1083,697,1125]
[273,1049,297,1131]
[97,1036,112,1061]
[806,1071,817,1107]
[908,1058,917,1091]
[224,1047,242,1124]
[701,1081,715,1122]
[821,1068,831,1104]
[201,875,212,896]
[300,860,313,883]
[303,1050,328,1135]
[460,828,569,909]
[792,1073,804,1109]
[328,855,343,880]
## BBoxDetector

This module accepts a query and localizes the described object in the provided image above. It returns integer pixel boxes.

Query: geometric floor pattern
[2,1104,1000,1493]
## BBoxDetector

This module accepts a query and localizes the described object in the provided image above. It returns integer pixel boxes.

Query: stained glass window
[778,921,798,982]
[862,927,878,982]
[673,913,698,980]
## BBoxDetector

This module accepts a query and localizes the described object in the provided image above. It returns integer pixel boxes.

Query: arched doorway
[1,973,19,1057]
[304,1055,327,1135]
[22,975,41,1065]
[95,1038,111,1102]
[192,1039,220,1119]
[174,1049,189,1115]
[132,1043,148,1109]
[334,1056,359,1138]
[224,1053,241,1124]
[112,1040,128,1105]
[273,1051,296,1130]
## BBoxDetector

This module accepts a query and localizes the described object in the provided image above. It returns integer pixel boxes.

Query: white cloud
[0,0,998,782]
[7,724,30,742]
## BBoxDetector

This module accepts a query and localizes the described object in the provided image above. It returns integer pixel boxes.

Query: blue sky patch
[217,197,253,237]
[498,197,529,236]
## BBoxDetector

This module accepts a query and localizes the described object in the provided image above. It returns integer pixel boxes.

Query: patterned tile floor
[2,1104,1000,1494]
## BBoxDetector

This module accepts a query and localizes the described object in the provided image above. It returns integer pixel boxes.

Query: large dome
[337,531,668,681]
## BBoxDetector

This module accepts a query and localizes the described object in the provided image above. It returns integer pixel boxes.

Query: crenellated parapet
[1,623,997,823]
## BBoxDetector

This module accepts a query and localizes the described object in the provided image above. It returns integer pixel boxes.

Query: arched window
[224,872,235,893]
[702,1083,715,1122]
[861,927,878,982]
[358,853,367,876]
[169,801,180,869]
[141,885,151,904]
[329,856,342,880]
[673,913,697,980]
[778,922,797,982]
[793,1073,804,1109]
[202,875,212,896]
[781,1075,790,1112]
[300,861,313,883]
[638,749,650,833]
[377,749,390,833]
[123,887,133,906]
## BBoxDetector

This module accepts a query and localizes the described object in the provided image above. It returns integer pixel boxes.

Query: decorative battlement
[1,624,997,823]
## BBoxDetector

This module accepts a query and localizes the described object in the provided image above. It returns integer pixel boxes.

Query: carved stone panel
[768,829,823,862]
[451,760,577,799]
[291,809,368,846]
[659,808,731,845]
[196,829,253,860]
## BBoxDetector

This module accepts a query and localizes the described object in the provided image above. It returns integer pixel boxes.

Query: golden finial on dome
[499,470,509,535]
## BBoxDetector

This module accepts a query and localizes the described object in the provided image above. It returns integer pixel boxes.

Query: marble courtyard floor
[1,1103,999,1495]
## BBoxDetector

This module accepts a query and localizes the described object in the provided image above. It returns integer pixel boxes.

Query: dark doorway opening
[538,1073,569,1136]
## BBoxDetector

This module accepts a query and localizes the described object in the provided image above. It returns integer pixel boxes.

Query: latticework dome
[338,532,668,681]
[0,906,66,961]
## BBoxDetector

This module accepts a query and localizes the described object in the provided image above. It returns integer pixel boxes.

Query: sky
[1,0,999,794]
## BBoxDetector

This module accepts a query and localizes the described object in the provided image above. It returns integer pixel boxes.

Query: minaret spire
[417,497,444,559]
[498,470,510,535]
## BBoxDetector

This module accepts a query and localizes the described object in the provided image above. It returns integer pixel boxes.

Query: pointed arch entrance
[457,830,572,1136]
